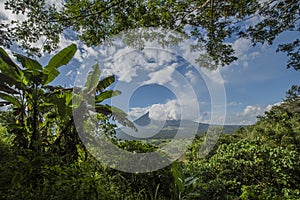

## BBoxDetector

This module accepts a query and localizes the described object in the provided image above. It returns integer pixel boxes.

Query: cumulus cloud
[45,0,65,11]
[143,48,177,69]
[100,47,178,83]
[149,100,180,121]
[144,63,177,85]
[200,68,228,85]
[231,38,260,68]
[128,100,180,121]
[128,106,150,119]
[239,103,281,118]
[185,70,198,84]
[226,102,281,125]
[266,102,282,110]
[127,86,201,123]
[195,102,282,125]
[239,105,264,117]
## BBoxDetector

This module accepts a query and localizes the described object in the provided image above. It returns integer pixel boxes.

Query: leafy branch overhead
[1,0,299,70]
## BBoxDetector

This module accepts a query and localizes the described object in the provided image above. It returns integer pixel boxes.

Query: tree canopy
[1,0,299,70]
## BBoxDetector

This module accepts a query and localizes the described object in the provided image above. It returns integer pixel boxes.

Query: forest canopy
[0,0,299,70]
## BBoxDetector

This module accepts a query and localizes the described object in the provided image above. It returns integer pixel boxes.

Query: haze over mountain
[116,112,244,140]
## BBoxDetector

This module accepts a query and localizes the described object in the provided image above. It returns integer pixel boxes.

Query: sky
[1,0,299,126]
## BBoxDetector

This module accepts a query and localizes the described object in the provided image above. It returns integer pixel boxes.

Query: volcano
[116,112,244,140]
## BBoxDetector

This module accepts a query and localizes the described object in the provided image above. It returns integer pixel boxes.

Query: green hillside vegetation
[0,46,299,199]
[183,88,300,199]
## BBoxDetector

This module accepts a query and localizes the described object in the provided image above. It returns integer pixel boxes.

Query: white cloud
[144,63,177,85]
[266,102,282,111]
[143,48,177,69]
[239,105,263,117]
[225,102,281,125]
[128,106,150,119]
[0,1,27,23]
[128,89,200,122]
[185,70,198,84]
[86,38,181,84]
[45,0,65,11]
[200,68,228,85]
[224,105,266,124]
[195,102,283,125]
[231,38,260,68]
[227,101,242,107]
[128,100,180,121]
[128,101,283,126]
[149,100,180,121]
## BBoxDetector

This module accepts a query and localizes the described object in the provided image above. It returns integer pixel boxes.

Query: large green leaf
[0,73,17,87]
[0,70,26,92]
[110,106,137,132]
[43,44,77,85]
[0,47,19,69]
[0,47,21,79]
[15,55,45,85]
[64,92,73,106]
[95,104,137,131]
[96,75,115,92]
[0,83,18,94]
[95,90,121,103]
[0,92,20,107]
[15,54,42,72]
[84,63,101,95]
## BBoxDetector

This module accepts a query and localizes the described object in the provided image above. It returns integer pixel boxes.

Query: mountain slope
[116,112,245,140]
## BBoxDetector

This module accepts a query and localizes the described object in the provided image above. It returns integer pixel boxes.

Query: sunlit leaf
[0,92,20,107]
[84,63,101,95]
[95,90,121,103]
[0,47,21,79]
[15,54,42,72]
[43,44,77,85]
[96,75,115,92]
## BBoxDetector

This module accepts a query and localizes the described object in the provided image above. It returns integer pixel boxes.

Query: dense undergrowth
[1,88,300,199]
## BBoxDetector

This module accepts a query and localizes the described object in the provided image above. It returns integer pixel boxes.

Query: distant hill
[116,112,245,140]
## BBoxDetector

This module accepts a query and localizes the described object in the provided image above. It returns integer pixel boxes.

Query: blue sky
[1,1,299,125]
[70,32,298,125]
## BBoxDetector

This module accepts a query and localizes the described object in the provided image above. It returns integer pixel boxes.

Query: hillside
[116,112,245,140]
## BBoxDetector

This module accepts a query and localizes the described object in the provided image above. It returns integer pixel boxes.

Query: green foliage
[0,44,135,161]
[1,45,182,199]
[2,0,299,69]
[183,138,300,199]
[0,133,185,200]
[244,86,300,151]
[0,148,121,199]
[182,91,300,199]
[0,44,78,153]
[1,84,300,199]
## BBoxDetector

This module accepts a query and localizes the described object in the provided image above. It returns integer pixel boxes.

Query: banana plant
[77,63,137,131]
[0,44,135,158]
[0,44,77,152]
